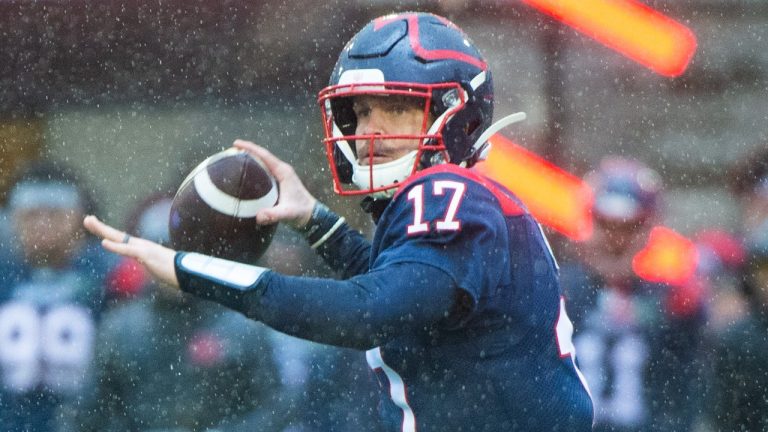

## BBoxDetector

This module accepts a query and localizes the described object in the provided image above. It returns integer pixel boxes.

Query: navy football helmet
[318,12,494,196]
[586,156,663,224]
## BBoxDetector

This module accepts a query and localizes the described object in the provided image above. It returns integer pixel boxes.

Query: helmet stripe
[374,13,487,71]
[409,15,487,70]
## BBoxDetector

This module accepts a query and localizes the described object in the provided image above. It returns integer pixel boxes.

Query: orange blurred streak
[632,226,699,285]
[475,134,594,241]
[476,136,700,285]
[521,0,697,77]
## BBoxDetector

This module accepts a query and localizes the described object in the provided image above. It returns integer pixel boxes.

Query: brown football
[169,148,278,264]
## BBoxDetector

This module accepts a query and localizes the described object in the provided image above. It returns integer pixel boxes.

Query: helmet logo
[441,89,462,108]
[338,69,386,90]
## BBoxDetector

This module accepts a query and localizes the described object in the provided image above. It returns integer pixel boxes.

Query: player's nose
[360,107,387,135]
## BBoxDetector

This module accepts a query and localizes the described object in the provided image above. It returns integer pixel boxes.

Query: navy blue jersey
[363,165,592,431]
[176,165,593,432]
[0,256,106,432]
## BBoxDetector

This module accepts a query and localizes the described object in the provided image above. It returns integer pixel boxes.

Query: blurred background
[1,2,767,431]
[1,0,765,235]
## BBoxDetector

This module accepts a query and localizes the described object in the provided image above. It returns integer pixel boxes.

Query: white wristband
[179,253,268,288]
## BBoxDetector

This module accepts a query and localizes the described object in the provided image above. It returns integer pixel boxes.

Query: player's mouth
[358,154,391,165]
[356,144,390,165]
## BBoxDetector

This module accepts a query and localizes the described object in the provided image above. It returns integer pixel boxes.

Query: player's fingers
[103,236,179,287]
[255,205,298,226]
[233,139,293,181]
[233,139,277,165]
[84,216,143,258]
[254,207,280,225]
[232,139,260,153]
[100,238,140,258]
[83,215,128,244]
[85,215,177,287]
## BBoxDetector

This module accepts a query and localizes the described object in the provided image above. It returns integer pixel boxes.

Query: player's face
[593,215,648,254]
[14,206,84,264]
[352,95,428,166]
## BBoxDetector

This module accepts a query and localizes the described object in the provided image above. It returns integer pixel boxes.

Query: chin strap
[467,112,527,165]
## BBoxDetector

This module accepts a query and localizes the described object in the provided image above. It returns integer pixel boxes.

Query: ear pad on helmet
[330,97,357,184]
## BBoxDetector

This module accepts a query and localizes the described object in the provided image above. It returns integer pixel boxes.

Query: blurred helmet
[318,12,493,197]
[586,156,663,224]
[7,160,91,214]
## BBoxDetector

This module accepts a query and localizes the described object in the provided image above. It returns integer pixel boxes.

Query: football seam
[235,156,248,220]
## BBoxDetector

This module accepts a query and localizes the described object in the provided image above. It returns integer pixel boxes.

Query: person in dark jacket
[559,156,706,432]
[74,194,288,432]
[0,160,114,432]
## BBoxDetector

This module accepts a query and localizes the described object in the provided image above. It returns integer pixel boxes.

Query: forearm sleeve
[175,252,271,311]
[175,252,457,350]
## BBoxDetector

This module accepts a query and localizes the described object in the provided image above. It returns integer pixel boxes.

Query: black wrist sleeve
[295,201,371,278]
[295,201,346,249]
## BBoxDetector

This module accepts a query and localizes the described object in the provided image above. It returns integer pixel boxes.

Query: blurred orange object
[521,0,697,77]
[476,136,700,289]
[475,134,594,241]
[633,226,699,285]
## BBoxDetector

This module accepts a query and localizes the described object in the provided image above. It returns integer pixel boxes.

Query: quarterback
[85,12,594,431]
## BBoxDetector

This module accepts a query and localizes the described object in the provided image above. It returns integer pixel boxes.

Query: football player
[84,12,594,431]
[559,157,705,431]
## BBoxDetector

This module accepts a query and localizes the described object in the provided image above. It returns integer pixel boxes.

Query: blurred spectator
[0,207,15,267]
[707,226,768,431]
[693,229,748,333]
[0,160,114,432]
[729,147,768,238]
[705,150,768,430]
[559,156,706,432]
[74,193,289,432]
[258,229,381,432]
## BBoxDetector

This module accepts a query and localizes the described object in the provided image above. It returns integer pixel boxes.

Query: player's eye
[353,104,370,119]
[387,104,409,115]
[384,96,423,115]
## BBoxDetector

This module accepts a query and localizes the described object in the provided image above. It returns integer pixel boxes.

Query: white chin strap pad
[332,123,419,194]
[350,150,418,192]
[333,100,461,195]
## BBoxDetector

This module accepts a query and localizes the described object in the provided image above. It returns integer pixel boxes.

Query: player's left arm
[174,253,459,350]
[82,215,458,350]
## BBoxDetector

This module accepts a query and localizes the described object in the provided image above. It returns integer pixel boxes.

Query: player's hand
[83,215,179,288]
[233,139,317,229]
